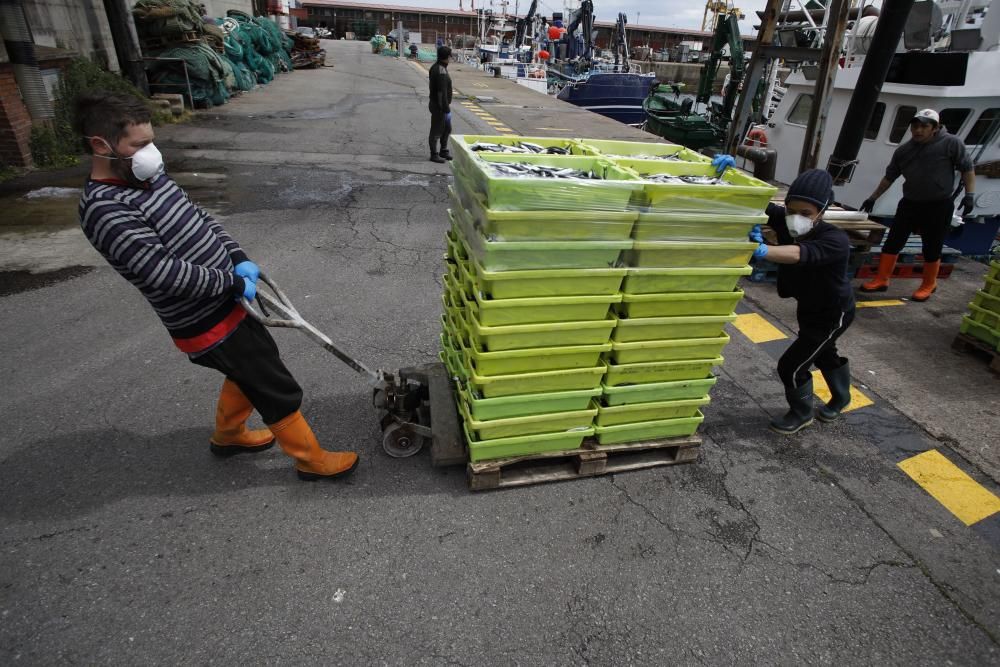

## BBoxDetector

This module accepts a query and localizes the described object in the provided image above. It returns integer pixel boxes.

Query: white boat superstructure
[765,0,1000,217]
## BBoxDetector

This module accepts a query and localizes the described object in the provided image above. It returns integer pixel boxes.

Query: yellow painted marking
[898,450,1000,526]
[811,370,874,412]
[732,313,787,343]
[856,299,905,308]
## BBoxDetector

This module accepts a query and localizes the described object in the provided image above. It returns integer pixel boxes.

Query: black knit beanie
[786,169,833,210]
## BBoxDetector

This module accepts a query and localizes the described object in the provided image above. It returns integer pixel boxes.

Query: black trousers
[429,110,452,155]
[191,318,303,425]
[882,198,954,262]
[777,306,856,389]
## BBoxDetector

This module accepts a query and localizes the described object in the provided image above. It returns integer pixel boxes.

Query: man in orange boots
[75,91,358,481]
[859,109,976,301]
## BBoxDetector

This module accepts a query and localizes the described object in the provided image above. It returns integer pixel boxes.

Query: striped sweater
[79,174,250,347]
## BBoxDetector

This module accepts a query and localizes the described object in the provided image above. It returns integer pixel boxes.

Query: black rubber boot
[430,153,446,163]
[816,361,852,422]
[769,379,816,435]
[439,150,453,161]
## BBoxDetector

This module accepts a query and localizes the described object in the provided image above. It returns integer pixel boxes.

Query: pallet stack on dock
[955,259,1000,372]
[440,135,775,479]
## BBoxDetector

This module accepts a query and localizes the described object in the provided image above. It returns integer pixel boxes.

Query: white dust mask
[786,213,815,237]
[129,143,164,181]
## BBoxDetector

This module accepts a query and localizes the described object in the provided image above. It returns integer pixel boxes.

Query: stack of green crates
[960,260,1000,351]
[443,135,777,460]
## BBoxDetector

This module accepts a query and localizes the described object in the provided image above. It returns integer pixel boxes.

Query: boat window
[965,108,1000,146]
[939,108,971,136]
[787,94,812,126]
[888,105,917,144]
[864,103,886,140]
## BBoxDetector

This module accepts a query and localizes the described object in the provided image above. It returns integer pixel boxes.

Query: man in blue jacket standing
[428,46,453,164]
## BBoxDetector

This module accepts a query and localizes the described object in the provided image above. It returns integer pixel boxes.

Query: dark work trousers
[777,306,856,389]
[191,318,303,425]
[881,198,954,262]
[429,111,452,156]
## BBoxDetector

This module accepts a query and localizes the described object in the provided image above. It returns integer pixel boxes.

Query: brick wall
[0,65,33,168]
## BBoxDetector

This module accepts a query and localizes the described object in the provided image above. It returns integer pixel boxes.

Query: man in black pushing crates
[74,91,359,481]
[750,169,857,435]
[859,108,976,302]
[428,45,453,164]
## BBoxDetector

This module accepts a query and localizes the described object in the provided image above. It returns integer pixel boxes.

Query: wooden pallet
[952,333,1000,373]
[467,435,702,491]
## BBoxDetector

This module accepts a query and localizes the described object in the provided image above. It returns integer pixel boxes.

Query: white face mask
[90,137,164,182]
[129,143,164,181]
[786,213,815,237]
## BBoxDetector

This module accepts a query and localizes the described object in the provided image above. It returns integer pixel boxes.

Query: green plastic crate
[960,315,1000,349]
[451,210,632,271]
[595,396,710,426]
[972,290,1000,316]
[439,334,467,380]
[467,258,628,298]
[449,185,637,242]
[617,160,777,214]
[468,290,621,326]
[613,314,737,342]
[450,135,592,173]
[459,398,598,440]
[982,277,1000,298]
[610,334,730,364]
[593,412,705,445]
[464,422,593,462]
[604,356,724,386]
[616,291,744,318]
[459,339,612,376]
[627,241,757,268]
[632,211,767,242]
[445,230,468,262]
[602,377,718,405]
[465,311,617,351]
[460,384,602,420]
[467,363,608,398]
[577,139,710,163]
[986,260,1000,282]
[463,152,643,212]
[967,303,1000,331]
[623,267,752,294]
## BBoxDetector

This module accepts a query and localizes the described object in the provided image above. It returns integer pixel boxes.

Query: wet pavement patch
[0,266,94,297]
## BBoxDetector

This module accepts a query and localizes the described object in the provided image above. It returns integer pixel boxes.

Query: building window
[965,108,1000,146]
[939,108,971,136]
[786,94,812,126]
[888,105,917,143]
[864,102,885,140]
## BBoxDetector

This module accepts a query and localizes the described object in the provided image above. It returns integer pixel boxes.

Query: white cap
[912,109,940,124]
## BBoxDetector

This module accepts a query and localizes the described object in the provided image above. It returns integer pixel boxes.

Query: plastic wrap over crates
[443,136,776,459]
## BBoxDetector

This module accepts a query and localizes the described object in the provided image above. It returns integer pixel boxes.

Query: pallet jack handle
[241,272,383,383]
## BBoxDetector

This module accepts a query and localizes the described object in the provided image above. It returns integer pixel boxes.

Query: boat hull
[556,72,656,125]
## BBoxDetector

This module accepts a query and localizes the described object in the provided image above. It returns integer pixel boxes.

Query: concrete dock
[1,40,998,663]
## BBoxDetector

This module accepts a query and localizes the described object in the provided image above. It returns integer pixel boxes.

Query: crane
[702,0,745,32]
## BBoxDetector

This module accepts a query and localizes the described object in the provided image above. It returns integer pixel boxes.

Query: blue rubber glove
[748,224,763,243]
[711,154,736,175]
[753,243,769,259]
[445,111,452,124]
[234,260,260,284]
[237,276,257,302]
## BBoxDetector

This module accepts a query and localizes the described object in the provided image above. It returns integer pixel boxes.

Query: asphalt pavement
[1,40,998,664]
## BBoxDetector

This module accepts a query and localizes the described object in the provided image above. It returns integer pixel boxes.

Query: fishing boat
[642,84,723,149]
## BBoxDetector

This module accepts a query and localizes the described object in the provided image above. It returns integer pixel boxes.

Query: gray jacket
[885,128,973,202]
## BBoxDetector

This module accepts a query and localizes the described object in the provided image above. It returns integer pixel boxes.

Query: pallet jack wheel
[382,422,425,458]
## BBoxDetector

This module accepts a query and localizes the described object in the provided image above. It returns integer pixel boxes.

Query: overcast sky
[383,0,774,32]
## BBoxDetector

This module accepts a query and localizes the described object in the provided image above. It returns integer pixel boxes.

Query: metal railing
[142,57,195,111]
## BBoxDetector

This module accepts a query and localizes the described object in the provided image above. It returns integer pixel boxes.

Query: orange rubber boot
[210,379,275,456]
[912,260,941,302]
[270,411,359,481]
[860,253,897,292]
